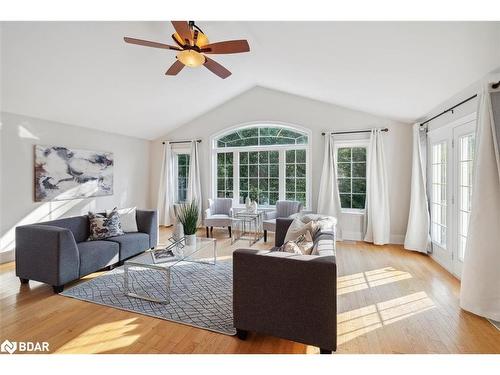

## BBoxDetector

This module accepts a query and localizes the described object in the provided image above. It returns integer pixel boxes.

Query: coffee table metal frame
[123,237,216,304]
[231,210,264,246]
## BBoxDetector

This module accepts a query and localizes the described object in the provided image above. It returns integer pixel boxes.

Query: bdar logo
[1,340,17,354]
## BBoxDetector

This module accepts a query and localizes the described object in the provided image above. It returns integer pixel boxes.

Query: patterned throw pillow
[88,208,124,241]
[276,234,314,255]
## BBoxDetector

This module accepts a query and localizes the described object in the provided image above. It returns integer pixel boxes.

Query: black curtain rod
[162,139,202,145]
[321,128,389,136]
[420,80,500,127]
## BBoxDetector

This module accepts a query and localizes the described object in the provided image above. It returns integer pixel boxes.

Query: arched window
[212,124,310,208]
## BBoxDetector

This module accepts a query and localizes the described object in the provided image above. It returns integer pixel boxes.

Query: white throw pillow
[107,207,138,233]
[284,218,314,243]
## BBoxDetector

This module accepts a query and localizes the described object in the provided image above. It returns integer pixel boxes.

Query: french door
[428,114,476,278]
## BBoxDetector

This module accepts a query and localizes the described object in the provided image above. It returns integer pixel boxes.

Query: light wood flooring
[1,226,499,354]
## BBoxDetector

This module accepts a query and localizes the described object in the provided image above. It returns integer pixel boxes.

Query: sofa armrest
[136,209,158,248]
[275,218,294,247]
[15,225,80,286]
[233,249,337,351]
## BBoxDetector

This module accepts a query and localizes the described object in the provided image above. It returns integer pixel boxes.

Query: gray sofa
[233,217,337,354]
[15,209,157,293]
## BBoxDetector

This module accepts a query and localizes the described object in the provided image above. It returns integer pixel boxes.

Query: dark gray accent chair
[15,209,157,293]
[233,217,337,354]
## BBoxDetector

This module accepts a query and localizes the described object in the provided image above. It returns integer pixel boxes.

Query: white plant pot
[173,223,184,241]
[185,234,196,246]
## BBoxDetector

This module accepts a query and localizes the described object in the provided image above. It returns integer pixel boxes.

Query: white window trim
[209,122,312,210]
[333,139,369,214]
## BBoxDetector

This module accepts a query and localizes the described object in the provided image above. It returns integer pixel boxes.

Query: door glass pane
[431,142,447,247]
[458,133,475,261]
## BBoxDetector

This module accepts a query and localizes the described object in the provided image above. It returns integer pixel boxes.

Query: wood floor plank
[1,226,499,354]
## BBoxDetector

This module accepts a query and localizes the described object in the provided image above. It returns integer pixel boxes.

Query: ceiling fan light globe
[176,50,205,68]
[195,32,209,47]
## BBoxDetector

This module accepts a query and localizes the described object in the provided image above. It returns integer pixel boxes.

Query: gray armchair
[263,200,303,242]
[204,198,233,237]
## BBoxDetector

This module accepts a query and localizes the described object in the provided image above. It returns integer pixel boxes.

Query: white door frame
[427,112,476,278]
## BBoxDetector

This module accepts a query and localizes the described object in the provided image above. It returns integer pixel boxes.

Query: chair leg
[319,348,332,354]
[19,278,29,284]
[228,226,232,238]
[206,226,209,238]
[264,230,267,242]
[210,226,213,236]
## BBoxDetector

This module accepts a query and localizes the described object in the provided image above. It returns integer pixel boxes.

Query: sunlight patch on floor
[55,318,141,353]
[337,291,435,345]
[337,267,412,295]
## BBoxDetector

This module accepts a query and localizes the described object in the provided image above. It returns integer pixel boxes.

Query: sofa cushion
[39,215,89,243]
[105,232,150,260]
[107,207,138,233]
[77,240,119,277]
[284,218,314,243]
[88,209,124,240]
[311,232,336,256]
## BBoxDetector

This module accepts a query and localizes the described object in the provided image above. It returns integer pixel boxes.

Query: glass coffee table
[123,237,216,304]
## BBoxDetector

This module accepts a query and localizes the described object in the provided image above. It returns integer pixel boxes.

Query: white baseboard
[390,234,405,245]
[342,231,364,241]
[341,231,405,245]
[0,250,15,264]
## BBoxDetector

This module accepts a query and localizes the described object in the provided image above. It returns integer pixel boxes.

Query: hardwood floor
[1,226,499,354]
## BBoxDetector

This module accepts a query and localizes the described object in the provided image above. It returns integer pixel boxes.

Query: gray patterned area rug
[61,259,236,335]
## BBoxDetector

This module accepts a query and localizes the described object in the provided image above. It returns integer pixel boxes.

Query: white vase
[245,196,251,210]
[185,234,196,246]
[250,201,258,213]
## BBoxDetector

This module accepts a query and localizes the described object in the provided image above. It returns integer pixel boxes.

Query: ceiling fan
[124,21,250,79]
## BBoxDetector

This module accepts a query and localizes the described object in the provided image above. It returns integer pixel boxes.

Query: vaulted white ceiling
[2,21,500,140]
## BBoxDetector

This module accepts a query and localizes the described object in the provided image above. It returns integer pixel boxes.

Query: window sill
[341,209,366,215]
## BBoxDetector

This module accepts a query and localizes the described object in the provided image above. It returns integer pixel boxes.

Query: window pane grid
[431,142,447,247]
[177,154,190,203]
[239,151,279,205]
[284,149,307,206]
[216,152,234,199]
[217,126,308,148]
[337,147,366,209]
[458,134,475,261]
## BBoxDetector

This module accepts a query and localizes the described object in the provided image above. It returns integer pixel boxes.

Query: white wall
[0,112,151,263]
[423,69,500,131]
[151,86,412,243]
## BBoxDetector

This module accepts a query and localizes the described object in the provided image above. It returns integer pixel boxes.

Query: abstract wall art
[34,145,114,202]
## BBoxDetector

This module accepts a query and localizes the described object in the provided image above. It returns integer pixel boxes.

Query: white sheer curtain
[460,85,500,321]
[157,142,176,226]
[404,123,430,253]
[364,129,390,245]
[187,140,202,226]
[317,133,343,240]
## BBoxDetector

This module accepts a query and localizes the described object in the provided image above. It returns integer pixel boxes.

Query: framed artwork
[34,145,113,202]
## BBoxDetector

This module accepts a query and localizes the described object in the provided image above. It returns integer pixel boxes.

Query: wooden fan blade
[203,56,231,79]
[200,40,250,54]
[124,37,181,51]
[171,21,192,44]
[165,60,185,76]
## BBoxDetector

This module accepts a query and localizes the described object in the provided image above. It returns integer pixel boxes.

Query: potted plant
[176,200,199,246]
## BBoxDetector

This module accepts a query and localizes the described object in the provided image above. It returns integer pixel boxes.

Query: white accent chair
[263,200,303,242]
[204,198,234,238]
